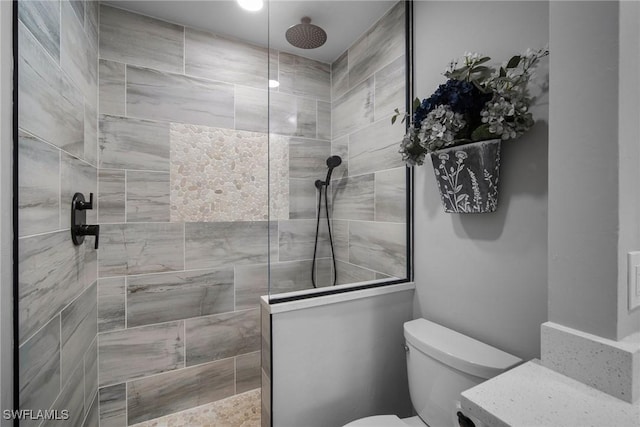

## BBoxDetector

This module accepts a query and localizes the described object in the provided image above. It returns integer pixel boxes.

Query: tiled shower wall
[17,1,100,426]
[95,4,335,425]
[330,1,407,282]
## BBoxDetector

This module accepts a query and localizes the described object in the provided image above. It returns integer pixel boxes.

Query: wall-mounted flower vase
[430,139,501,213]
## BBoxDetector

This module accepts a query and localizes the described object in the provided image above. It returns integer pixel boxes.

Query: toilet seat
[343,415,425,427]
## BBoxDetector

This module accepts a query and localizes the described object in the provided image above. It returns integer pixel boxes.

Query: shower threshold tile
[128,388,261,427]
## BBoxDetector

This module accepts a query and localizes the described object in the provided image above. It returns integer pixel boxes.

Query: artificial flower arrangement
[393,47,549,166]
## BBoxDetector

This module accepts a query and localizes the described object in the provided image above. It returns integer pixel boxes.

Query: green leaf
[413,98,421,111]
[471,124,494,141]
[391,115,397,125]
[475,57,491,65]
[499,67,506,77]
[470,66,490,74]
[506,55,521,69]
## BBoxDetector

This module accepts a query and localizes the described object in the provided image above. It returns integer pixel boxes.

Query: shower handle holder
[71,192,100,249]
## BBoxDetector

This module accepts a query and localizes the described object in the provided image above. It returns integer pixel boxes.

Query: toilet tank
[404,319,522,427]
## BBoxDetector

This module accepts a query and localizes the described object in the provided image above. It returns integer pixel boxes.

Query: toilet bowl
[344,319,522,427]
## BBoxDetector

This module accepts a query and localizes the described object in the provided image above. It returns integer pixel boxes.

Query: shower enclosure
[14,0,410,425]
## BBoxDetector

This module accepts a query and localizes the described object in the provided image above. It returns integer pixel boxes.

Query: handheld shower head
[326,155,342,169]
[315,155,343,188]
[324,155,342,184]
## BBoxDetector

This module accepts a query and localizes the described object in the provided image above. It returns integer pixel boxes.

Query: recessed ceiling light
[268,79,280,88]
[237,0,263,12]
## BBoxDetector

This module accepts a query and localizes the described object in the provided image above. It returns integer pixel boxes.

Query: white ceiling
[102,0,397,63]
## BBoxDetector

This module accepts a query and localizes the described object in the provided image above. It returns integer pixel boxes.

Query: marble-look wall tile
[19,22,84,157]
[61,1,97,102]
[185,28,268,89]
[335,260,376,286]
[269,260,315,294]
[236,351,261,393]
[61,282,97,386]
[19,230,93,344]
[374,55,405,120]
[235,86,267,133]
[278,219,329,262]
[19,316,60,416]
[270,92,317,138]
[126,170,170,222]
[85,0,99,49]
[97,277,125,333]
[331,50,348,100]
[18,0,61,62]
[98,321,184,387]
[331,174,375,221]
[348,1,405,88]
[82,394,99,427]
[98,223,184,277]
[234,264,268,311]
[349,221,406,278]
[98,169,125,224]
[331,220,349,262]
[98,60,125,116]
[185,221,273,270]
[185,309,260,366]
[270,49,279,81]
[289,138,330,179]
[317,101,331,140]
[99,115,170,171]
[69,1,84,24]
[349,117,405,176]
[84,337,98,416]
[99,384,126,427]
[278,52,330,101]
[127,358,234,425]
[44,363,85,427]
[331,135,349,180]
[261,306,270,379]
[61,151,97,228]
[375,167,407,223]
[127,268,234,327]
[261,370,271,427]
[289,178,317,219]
[314,258,333,288]
[331,77,374,139]
[18,130,60,237]
[84,102,98,167]
[99,5,184,73]
[127,66,235,129]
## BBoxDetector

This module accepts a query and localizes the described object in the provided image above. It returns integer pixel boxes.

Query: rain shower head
[286,17,327,49]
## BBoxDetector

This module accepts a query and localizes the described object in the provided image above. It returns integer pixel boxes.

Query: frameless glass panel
[268,0,410,299]
[16,0,269,424]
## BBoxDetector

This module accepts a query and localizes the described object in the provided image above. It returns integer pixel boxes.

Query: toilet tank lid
[404,319,522,379]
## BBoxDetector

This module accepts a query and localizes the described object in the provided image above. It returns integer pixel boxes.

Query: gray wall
[549,0,640,341]
[0,0,13,423]
[617,0,640,339]
[17,1,100,426]
[413,1,549,361]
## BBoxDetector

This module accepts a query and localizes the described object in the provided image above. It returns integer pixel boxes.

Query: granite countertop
[460,360,640,427]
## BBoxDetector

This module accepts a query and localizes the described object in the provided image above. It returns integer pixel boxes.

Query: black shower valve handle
[74,224,100,250]
[76,192,94,210]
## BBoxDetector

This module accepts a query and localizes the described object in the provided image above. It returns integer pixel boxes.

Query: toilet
[344,318,522,427]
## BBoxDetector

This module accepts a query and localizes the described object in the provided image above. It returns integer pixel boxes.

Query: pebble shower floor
[129,389,261,427]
